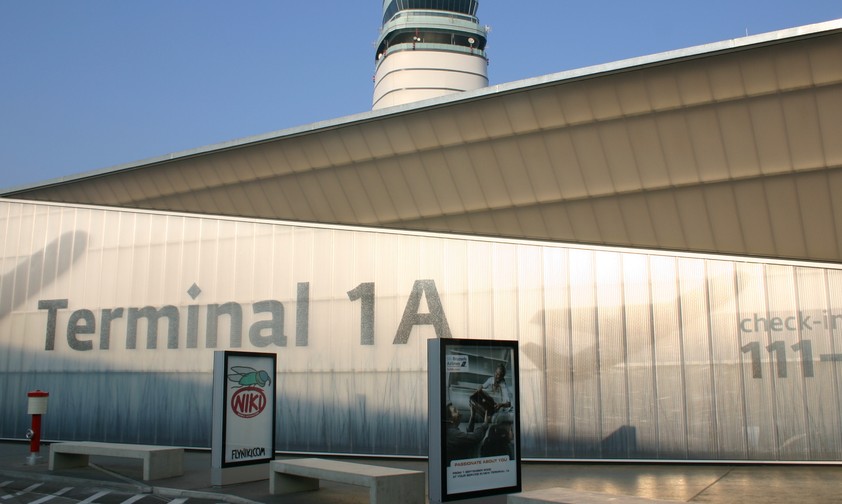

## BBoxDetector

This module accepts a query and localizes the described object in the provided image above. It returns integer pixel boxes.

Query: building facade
[2,19,842,461]
[3,199,842,460]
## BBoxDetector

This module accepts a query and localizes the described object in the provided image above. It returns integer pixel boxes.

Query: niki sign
[212,351,276,480]
[228,367,271,419]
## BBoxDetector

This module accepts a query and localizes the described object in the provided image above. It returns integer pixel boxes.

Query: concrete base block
[211,462,269,486]
[269,458,425,504]
[270,472,320,494]
[48,442,183,481]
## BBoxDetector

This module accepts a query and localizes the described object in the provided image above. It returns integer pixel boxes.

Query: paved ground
[2,441,842,503]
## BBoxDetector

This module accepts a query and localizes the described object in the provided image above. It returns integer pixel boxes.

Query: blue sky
[1,1,840,191]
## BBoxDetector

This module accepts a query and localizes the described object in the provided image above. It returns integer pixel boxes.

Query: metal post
[26,390,49,465]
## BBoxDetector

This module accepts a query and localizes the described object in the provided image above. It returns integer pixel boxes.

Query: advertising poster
[429,338,521,502]
[212,351,276,470]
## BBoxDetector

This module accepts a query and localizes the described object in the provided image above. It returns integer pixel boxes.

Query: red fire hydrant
[26,390,49,465]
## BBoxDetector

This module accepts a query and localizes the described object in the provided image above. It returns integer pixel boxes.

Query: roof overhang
[5,19,842,263]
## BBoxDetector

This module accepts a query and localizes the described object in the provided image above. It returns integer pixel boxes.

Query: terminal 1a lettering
[37,286,309,352]
[37,279,452,351]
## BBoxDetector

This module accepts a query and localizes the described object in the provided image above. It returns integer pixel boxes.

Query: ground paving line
[28,486,73,504]
[78,490,111,503]
[168,499,188,504]
[119,495,147,504]
[2,482,43,500]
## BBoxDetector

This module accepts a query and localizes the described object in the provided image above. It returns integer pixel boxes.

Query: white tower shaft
[373,1,488,110]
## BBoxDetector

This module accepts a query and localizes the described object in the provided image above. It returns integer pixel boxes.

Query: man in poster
[467,363,513,434]
[445,403,489,466]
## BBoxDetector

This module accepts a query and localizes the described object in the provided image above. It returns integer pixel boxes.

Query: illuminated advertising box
[211,351,276,485]
[429,338,521,502]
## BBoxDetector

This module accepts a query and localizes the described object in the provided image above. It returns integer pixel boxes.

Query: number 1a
[347,280,453,346]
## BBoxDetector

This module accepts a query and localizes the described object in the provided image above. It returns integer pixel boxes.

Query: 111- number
[741,340,814,379]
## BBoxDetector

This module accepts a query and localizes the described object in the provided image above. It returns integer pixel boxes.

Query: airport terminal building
[2,10,842,462]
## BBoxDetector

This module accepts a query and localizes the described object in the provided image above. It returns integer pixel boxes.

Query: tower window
[382,0,479,25]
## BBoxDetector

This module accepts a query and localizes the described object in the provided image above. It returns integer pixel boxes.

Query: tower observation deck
[372,0,489,110]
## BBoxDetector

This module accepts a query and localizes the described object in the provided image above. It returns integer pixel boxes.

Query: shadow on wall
[0,231,88,319]
[3,364,640,458]
[0,363,430,455]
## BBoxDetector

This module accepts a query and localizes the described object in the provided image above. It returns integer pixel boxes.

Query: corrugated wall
[1,199,841,460]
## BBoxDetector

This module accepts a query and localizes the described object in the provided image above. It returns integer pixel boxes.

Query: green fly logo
[228,366,271,419]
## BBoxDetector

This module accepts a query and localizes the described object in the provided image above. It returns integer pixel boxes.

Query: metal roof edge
[466,17,842,98]
[3,17,841,196]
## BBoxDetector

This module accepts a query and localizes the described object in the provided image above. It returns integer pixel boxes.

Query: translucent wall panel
[2,200,842,461]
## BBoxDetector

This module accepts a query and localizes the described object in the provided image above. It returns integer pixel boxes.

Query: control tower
[372,0,489,110]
